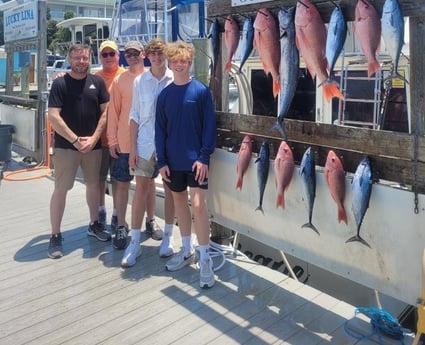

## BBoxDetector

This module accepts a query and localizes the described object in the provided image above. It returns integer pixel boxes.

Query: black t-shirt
[48,73,109,150]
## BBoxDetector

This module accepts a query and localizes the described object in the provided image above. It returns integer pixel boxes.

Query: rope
[344,306,413,345]
[196,238,248,272]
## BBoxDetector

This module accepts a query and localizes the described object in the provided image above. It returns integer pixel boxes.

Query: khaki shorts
[130,153,158,178]
[53,148,102,190]
[99,146,115,182]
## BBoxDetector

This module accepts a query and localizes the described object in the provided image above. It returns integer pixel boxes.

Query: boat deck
[0,159,415,345]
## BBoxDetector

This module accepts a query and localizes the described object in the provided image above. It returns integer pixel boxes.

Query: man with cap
[95,40,126,233]
[107,41,146,250]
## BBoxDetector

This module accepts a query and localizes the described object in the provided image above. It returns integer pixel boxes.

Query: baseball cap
[99,40,118,52]
[124,41,144,52]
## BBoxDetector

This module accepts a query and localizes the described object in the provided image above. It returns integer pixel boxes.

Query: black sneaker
[113,225,128,250]
[48,233,63,259]
[145,219,164,241]
[87,221,111,242]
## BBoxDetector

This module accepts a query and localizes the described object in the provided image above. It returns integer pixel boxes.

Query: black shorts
[164,170,208,192]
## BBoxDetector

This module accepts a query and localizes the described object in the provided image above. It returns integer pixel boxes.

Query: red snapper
[325,150,347,224]
[274,141,294,209]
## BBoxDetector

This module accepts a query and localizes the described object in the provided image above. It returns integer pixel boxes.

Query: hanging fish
[295,0,344,102]
[253,8,281,98]
[326,4,347,80]
[224,15,240,72]
[347,157,373,248]
[299,147,319,235]
[325,150,347,224]
[381,0,406,81]
[274,141,294,209]
[238,16,255,74]
[353,0,381,77]
[208,18,220,78]
[276,7,299,140]
[236,135,253,190]
[255,141,270,214]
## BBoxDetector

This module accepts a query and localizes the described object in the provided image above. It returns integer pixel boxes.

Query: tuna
[224,15,240,72]
[353,0,381,77]
[236,135,253,190]
[347,157,373,248]
[253,8,281,98]
[255,141,270,214]
[325,150,347,224]
[381,0,405,81]
[274,141,294,209]
[295,0,344,102]
[208,18,220,78]
[326,4,347,80]
[238,16,255,74]
[276,7,299,140]
[299,147,319,235]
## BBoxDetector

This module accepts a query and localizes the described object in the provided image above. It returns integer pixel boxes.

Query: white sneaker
[121,240,142,268]
[165,249,197,271]
[199,258,215,288]
[159,234,174,258]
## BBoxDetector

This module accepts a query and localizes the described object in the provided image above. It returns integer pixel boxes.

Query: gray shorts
[130,153,158,178]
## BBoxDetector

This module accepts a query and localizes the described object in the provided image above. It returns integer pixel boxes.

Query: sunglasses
[101,51,116,58]
[125,51,140,58]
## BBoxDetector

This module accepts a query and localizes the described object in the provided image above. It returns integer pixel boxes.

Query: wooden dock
[0,160,415,344]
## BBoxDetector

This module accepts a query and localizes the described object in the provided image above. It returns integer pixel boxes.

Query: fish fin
[338,206,348,225]
[276,193,285,209]
[301,222,320,236]
[236,177,243,190]
[273,79,280,99]
[323,81,344,102]
[367,60,381,78]
[345,234,371,248]
[224,60,232,72]
[255,205,265,214]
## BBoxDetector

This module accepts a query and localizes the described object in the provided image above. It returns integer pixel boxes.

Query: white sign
[231,0,269,6]
[4,1,38,43]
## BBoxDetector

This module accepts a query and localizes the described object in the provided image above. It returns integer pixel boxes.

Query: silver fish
[326,5,347,80]
[276,7,299,140]
[208,18,220,78]
[255,141,270,214]
[381,0,405,81]
[238,16,255,74]
[347,157,373,248]
[299,147,319,235]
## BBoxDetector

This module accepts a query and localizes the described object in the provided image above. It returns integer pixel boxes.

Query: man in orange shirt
[107,41,146,249]
[95,40,126,232]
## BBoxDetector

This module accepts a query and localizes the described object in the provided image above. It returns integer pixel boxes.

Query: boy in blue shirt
[155,41,216,288]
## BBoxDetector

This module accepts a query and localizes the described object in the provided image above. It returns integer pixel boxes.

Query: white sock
[164,223,173,236]
[99,205,106,212]
[182,235,193,256]
[112,209,117,216]
[198,244,210,262]
[130,229,141,243]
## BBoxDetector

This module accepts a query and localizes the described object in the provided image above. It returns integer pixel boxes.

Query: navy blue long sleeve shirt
[155,79,216,171]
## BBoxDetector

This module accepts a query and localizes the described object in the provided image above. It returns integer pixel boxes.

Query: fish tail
[337,206,348,225]
[345,234,371,248]
[301,222,320,236]
[323,81,344,102]
[273,79,281,99]
[236,177,243,190]
[276,193,285,209]
[255,205,265,214]
[271,120,287,140]
[367,60,381,78]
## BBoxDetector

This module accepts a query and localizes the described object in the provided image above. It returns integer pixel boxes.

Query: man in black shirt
[47,43,111,259]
